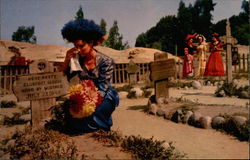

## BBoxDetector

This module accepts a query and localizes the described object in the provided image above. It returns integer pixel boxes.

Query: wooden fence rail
[0,65,29,95]
[0,54,248,96]
[232,53,249,73]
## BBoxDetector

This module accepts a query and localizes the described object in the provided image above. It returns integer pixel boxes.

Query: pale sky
[0,0,244,47]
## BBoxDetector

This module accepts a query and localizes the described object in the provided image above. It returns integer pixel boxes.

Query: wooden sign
[13,72,69,101]
[149,58,177,81]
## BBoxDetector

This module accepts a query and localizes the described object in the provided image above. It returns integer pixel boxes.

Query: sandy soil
[112,98,249,159]
[1,84,249,159]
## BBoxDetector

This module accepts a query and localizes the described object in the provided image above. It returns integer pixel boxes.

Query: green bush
[0,100,16,108]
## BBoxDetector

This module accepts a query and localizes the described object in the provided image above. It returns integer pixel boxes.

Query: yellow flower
[68,84,84,96]
[69,103,96,118]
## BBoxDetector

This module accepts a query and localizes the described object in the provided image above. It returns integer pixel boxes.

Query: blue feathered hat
[61,19,106,45]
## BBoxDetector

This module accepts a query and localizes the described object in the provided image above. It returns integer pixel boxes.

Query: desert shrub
[91,130,186,160]
[91,130,123,147]
[115,84,133,92]
[9,128,78,160]
[121,135,186,160]
[0,100,16,108]
[215,82,249,98]
[141,87,152,98]
[3,113,26,126]
[45,101,72,133]
[127,90,136,99]
[167,81,192,88]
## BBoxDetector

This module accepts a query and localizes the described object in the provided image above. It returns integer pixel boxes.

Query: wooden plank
[154,52,168,61]
[13,72,69,101]
[155,80,169,101]
[149,59,176,81]
[242,54,246,72]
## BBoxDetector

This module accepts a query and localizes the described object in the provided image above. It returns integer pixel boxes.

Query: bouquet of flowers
[67,80,102,118]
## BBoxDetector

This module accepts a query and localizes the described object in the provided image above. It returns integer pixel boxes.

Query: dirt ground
[1,84,249,159]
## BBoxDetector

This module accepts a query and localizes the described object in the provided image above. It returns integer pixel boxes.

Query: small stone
[184,86,189,90]
[19,114,31,122]
[171,109,183,123]
[207,81,211,86]
[148,103,157,115]
[215,90,225,97]
[188,112,202,127]
[199,116,212,129]
[163,142,170,149]
[156,108,165,116]
[6,139,15,149]
[131,87,143,97]
[232,116,247,126]
[212,116,225,129]
[239,91,249,99]
[214,82,218,86]
[192,80,202,90]
[182,111,193,124]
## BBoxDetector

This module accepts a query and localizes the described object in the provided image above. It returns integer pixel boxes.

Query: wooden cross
[126,59,139,85]
[13,59,69,128]
[149,52,177,103]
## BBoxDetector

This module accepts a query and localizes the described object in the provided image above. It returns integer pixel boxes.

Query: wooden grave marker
[13,59,69,128]
[126,59,139,85]
[149,52,177,103]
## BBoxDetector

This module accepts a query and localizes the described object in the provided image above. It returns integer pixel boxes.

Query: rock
[215,90,225,97]
[192,80,202,90]
[163,142,170,149]
[188,112,202,127]
[156,108,165,117]
[219,80,224,86]
[119,91,128,99]
[182,111,193,124]
[131,87,143,97]
[171,109,183,123]
[212,116,225,129]
[184,86,189,90]
[206,81,211,86]
[148,103,157,115]
[19,114,31,122]
[214,82,218,86]
[232,116,247,126]
[6,139,15,149]
[239,91,249,99]
[199,116,212,129]
[156,97,169,105]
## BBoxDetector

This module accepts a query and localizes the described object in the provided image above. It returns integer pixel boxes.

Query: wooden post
[126,59,139,85]
[149,52,176,103]
[226,19,233,83]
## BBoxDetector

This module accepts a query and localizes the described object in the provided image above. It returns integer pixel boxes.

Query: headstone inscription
[13,59,69,127]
